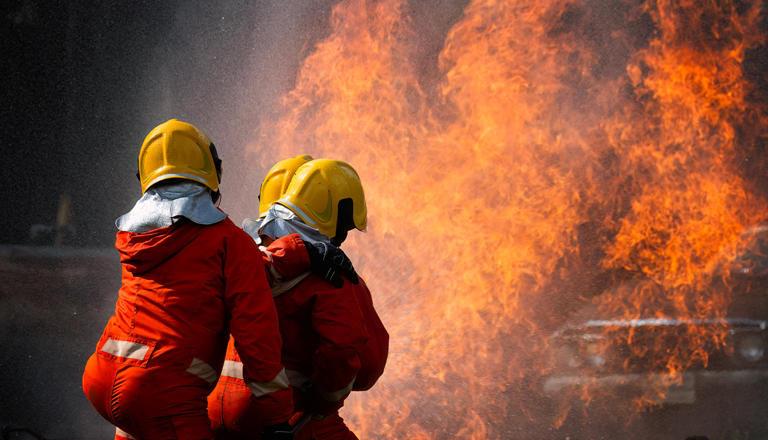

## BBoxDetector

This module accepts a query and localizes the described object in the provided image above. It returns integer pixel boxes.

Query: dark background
[0,0,465,248]
[0,0,339,247]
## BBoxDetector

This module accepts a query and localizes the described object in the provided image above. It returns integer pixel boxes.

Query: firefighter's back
[83,217,272,439]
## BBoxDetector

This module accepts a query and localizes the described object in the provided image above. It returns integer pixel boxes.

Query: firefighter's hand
[304,241,358,288]
[261,420,294,440]
[306,383,345,417]
[310,392,344,418]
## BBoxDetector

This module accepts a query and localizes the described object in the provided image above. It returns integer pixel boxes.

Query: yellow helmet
[277,159,367,242]
[137,119,222,193]
[258,154,313,216]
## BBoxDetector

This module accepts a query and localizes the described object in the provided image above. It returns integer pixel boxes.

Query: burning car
[543,315,768,438]
[542,226,768,439]
[545,316,767,401]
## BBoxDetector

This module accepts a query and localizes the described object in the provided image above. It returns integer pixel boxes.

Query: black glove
[261,421,294,440]
[303,241,359,288]
[310,391,344,418]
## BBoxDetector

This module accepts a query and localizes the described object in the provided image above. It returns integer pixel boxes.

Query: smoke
[0,248,120,438]
[123,0,344,225]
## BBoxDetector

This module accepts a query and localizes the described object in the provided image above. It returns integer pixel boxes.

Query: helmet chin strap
[331,229,347,247]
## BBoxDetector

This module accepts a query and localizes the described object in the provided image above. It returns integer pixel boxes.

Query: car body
[544,316,768,404]
[541,225,768,439]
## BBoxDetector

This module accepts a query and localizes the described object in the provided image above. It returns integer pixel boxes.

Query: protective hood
[242,204,329,247]
[115,181,227,233]
[116,219,205,274]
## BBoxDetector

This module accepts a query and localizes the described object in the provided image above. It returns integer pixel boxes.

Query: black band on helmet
[331,198,356,246]
[209,142,222,183]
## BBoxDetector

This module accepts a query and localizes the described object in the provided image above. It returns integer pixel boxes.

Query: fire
[247,0,768,437]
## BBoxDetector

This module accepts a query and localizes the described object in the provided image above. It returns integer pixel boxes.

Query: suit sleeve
[224,229,293,425]
[351,279,389,391]
[310,281,369,410]
[261,233,311,283]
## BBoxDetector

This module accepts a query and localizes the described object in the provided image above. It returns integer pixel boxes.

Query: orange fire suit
[208,275,389,440]
[83,219,308,439]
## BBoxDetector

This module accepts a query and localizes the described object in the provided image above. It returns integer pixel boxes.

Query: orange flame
[247,0,768,437]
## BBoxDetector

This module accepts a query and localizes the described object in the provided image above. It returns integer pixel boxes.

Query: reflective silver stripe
[320,377,355,402]
[271,272,311,297]
[100,338,150,360]
[222,362,302,387]
[285,369,310,388]
[276,199,317,226]
[115,427,135,439]
[186,358,218,384]
[247,368,290,397]
[145,172,208,190]
[221,360,244,379]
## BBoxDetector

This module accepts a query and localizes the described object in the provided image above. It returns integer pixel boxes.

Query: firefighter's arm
[309,282,369,414]
[263,234,358,287]
[349,278,390,391]
[224,231,293,425]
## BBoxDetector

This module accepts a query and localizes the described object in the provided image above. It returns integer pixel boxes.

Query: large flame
[248,0,768,437]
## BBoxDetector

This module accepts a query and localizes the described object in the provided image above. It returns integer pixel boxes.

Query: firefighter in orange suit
[82,121,355,440]
[208,158,389,440]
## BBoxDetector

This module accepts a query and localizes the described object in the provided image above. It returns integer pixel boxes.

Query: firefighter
[208,158,389,440]
[82,120,356,440]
